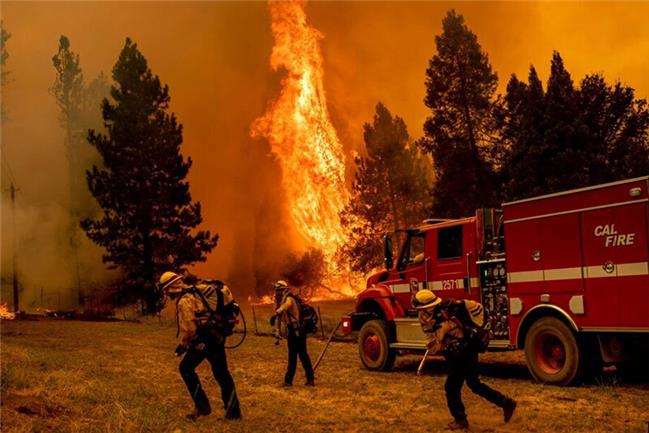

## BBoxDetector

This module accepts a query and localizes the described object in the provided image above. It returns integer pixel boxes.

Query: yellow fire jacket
[177,284,233,347]
[275,292,300,336]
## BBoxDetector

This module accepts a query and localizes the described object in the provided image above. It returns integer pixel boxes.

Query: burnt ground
[1,318,648,433]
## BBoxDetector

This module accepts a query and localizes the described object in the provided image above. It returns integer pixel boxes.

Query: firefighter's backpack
[288,293,318,335]
[178,282,240,338]
[444,300,492,353]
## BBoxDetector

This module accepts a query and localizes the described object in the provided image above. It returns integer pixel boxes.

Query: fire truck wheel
[525,317,581,386]
[358,320,396,371]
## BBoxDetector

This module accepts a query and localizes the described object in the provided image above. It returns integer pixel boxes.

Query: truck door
[431,223,478,301]
[392,231,429,310]
[581,203,649,328]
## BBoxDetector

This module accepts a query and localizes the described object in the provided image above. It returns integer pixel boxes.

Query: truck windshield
[397,232,426,270]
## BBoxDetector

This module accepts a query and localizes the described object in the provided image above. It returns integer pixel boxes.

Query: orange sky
[2,1,648,295]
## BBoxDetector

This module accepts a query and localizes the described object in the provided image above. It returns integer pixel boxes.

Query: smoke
[2,2,648,307]
[0,1,296,306]
[0,199,114,310]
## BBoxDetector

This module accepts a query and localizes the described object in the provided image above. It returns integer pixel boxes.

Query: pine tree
[418,10,500,218]
[500,66,548,199]
[542,52,590,192]
[51,35,86,302]
[340,103,431,273]
[499,52,649,200]
[82,38,217,313]
[579,74,649,181]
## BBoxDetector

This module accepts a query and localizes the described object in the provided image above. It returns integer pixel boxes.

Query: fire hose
[225,309,247,350]
[313,320,342,371]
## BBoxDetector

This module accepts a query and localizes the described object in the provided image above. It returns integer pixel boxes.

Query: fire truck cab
[342,176,649,385]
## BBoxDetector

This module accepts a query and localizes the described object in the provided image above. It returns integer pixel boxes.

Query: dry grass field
[2,310,648,433]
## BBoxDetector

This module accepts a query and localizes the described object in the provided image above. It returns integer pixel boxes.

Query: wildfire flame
[249,294,275,306]
[0,303,16,320]
[252,0,349,262]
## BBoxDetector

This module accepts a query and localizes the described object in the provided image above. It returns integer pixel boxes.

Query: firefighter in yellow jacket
[413,290,516,430]
[270,280,315,386]
[159,271,242,421]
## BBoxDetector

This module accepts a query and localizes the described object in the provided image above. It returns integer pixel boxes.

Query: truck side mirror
[384,234,393,270]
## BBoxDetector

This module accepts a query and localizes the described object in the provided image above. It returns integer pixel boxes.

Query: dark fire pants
[284,328,314,385]
[179,336,241,418]
[444,349,510,421]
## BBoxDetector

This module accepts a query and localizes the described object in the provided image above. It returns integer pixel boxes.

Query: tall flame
[252,0,349,261]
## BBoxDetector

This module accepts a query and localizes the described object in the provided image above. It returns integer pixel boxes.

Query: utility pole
[10,182,18,311]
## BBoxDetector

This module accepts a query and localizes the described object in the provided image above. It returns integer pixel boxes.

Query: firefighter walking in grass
[413,289,517,430]
[270,280,315,387]
[159,271,242,421]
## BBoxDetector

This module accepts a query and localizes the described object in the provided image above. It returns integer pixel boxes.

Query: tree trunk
[142,228,156,314]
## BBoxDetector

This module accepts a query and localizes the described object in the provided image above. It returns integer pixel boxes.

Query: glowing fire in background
[252,0,349,264]
[0,303,17,320]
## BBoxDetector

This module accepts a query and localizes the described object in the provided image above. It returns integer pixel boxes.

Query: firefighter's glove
[270,314,277,327]
[174,344,188,357]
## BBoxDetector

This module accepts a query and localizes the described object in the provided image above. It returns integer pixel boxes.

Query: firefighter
[270,280,315,387]
[413,289,516,430]
[159,271,242,421]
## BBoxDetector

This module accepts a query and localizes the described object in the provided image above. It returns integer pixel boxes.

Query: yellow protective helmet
[274,280,289,290]
[159,271,183,293]
[412,289,442,310]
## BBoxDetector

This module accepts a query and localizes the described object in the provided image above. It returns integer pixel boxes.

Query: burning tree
[82,38,217,314]
[252,1,349,263]
[340,103,431,273]
[280,248,326,297]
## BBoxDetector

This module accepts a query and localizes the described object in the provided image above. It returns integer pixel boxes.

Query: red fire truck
[341,176,649,385]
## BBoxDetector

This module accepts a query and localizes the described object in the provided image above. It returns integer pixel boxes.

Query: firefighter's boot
[225,409,242,421]
[503,399,517,423]
[185,406,211,422]
[447,419,469,430]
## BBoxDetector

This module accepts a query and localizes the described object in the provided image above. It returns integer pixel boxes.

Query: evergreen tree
[82,72,111,134]
[542,52,590,192]
[578,74,649,181]
[82,38,217,313]
[418,10,500,218]
[51,38,111,215]
[78,72,110,213]
[51,35,85,302]
[500,52,649,200]
[340,103,430,273]
[499,66,549,199]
